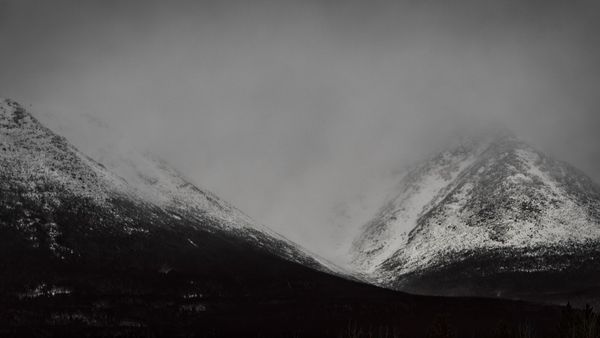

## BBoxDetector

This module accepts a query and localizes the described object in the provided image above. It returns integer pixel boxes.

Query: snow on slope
[351,136,491,273]
[0,99,132,204]
[351,131,600,283]
[2,98,344,273]
[32,106,258,231]
[93,146,258,228]
[90,145,348,272]
[0,98,155,258]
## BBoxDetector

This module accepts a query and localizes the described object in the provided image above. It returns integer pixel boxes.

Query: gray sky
[1,0,599,261]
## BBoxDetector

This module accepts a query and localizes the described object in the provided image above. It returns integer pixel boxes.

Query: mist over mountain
[2,0,600,262]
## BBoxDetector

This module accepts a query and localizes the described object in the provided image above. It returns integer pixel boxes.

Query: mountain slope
[0,97,335,287]
[33,103,348,272]
[351,131,600,303]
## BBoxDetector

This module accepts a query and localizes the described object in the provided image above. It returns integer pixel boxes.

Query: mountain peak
[442,126,518,155]
[351,130,600,300]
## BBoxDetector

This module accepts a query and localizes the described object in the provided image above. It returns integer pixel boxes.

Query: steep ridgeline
[0,98,337,296]
[351,131,600,304]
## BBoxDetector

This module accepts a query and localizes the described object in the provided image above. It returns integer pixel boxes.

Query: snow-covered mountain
[350,130,600,303]
[31,102,350,267]
[0,99,574,335]
[34,109,256,230]
[0,98,340,288]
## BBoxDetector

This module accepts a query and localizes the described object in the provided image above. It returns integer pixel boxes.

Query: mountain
[0,98,353,309]
[34,109,273,233]
[0,99,579,336]
[0,98,329,269]
[351,130,600,304]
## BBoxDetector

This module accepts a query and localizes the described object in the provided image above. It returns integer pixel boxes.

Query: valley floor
[1,281,593,338]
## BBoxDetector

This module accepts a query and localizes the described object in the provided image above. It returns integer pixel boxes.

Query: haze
[1,0,599,263]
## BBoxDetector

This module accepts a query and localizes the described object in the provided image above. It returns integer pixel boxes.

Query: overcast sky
[1,0,599,261]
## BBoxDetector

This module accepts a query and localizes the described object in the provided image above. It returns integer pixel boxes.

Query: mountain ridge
[351,130,600,303]
[0,97,340,273]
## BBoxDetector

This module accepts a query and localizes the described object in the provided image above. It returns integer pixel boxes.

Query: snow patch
[19,283,72,299]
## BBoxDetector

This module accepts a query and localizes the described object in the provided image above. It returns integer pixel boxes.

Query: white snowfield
[351,131,600,283]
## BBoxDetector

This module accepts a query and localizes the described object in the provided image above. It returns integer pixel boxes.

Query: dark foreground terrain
[0,169,594,338]
[0,235,595,338]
